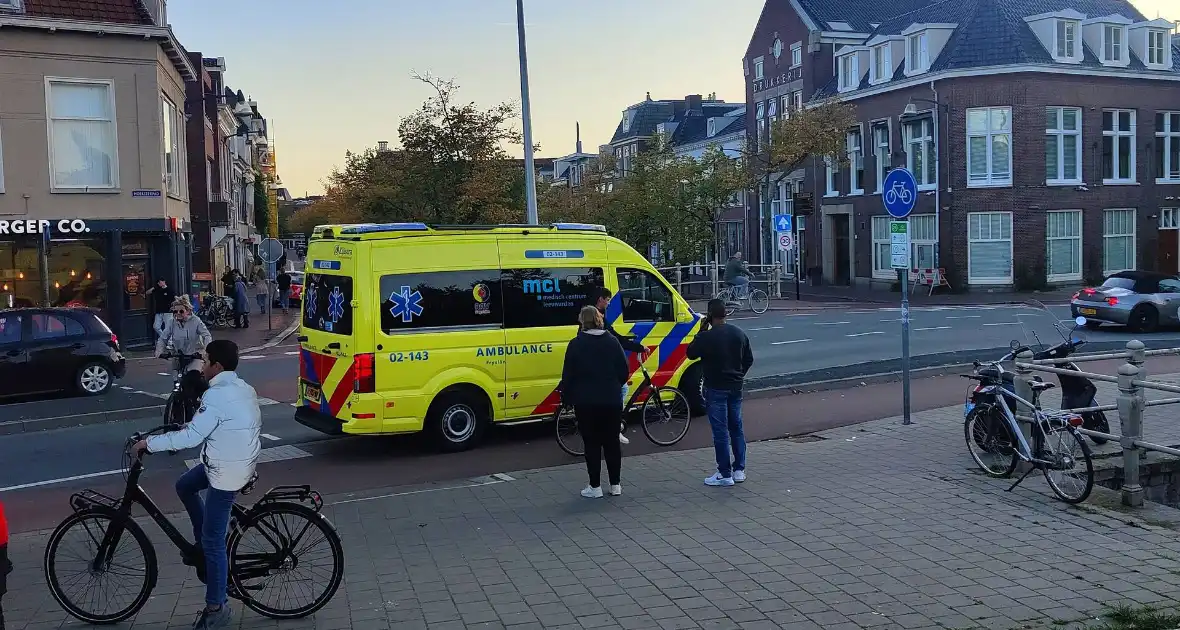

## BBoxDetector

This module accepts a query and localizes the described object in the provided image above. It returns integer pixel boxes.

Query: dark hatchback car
[0,307,127,398]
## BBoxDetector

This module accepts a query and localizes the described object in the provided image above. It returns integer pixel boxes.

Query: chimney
[146,0,167,25]
[575,122,582,154]
[377,141,390,151]
[685,94,703,115]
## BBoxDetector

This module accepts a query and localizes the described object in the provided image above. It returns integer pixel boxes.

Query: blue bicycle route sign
[882,168,918,219]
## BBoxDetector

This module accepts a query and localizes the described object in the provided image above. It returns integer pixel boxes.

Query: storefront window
[0,239,107,310]
[123,262,148,311]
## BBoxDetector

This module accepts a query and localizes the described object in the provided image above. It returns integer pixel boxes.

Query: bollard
[675,266,683,295]
[1127,339,1147,382]
[710,264,719,297]
[1117,361,1145,507]
[1013,350,1036,448]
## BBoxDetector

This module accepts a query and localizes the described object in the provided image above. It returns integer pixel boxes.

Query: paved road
[6,366,1180,629]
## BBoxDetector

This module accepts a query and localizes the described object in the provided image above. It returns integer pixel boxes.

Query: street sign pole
[884,168,918,425]
[258,238,285,332]
[793,219,801,300]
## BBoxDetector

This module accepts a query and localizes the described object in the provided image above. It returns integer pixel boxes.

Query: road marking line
[846,331,884,337]
[913,326,951,331]
[946,315,982,319]
[491,473,516,481]
[240,355,265,360]
[983,322,1019,326]
[157,372,170,376]
[815,321,850,325]
[748,326,784,331]
[1,469,124,493]
[261,433,281,441]
[728,316,759,321]
[120,385,133,390]
[771,339,812,345]
[257,397,281,406]
[284,351,300,355]
[186,444,311,469]
[781,313,818,317]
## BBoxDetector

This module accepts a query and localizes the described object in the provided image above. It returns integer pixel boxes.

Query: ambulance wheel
[680,363,706,417]
[427,388,488,452]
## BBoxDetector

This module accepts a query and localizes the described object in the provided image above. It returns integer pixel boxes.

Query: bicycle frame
[624,364,657,411]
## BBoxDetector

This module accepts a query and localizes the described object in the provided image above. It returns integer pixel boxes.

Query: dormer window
[1056,19,1079,59]
[1147,29,1168,65]
[907,32,929,74]
[870,44,892,84]
[838,53,860,91]
[1104,24,1124,62]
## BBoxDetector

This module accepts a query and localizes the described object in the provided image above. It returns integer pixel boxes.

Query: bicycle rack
[70,489,122,514]
[254,485,324,513]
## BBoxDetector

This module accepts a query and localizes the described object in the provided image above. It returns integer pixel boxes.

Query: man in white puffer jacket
[133,339,260,630]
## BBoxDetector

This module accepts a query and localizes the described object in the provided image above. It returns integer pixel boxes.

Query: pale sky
[169,0,1176,197]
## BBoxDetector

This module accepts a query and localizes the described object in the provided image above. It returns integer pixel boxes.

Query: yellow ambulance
[293,222,705,451]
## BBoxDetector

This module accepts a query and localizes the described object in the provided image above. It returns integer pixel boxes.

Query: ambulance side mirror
[675,300,693,323]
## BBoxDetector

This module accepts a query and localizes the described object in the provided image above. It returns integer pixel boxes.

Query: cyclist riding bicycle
[157,296,213,374]
[724,252,753,299]
[132,340,261,630]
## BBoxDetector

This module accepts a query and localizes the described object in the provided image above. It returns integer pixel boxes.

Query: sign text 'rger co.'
[0,219,91,235]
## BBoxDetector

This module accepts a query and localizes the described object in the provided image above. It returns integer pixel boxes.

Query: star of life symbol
[304,284,318,320]
[327,286,346,322]
[389,285,424,323]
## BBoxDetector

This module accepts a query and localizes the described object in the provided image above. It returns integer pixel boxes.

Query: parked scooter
[964,314,1109,445]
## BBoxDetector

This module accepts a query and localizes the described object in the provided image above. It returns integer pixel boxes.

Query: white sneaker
[733,470,746,483]
[619,433,630,445]
[704,472,735,487]
[608,484,622,496]
[581,486,604,498]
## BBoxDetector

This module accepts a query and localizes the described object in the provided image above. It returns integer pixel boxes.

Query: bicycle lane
[5,366,1180,627]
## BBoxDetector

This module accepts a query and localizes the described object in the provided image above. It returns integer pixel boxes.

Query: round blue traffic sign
[882,168,918,218]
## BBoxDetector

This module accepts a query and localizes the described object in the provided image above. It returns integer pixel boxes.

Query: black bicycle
[198,295,233,329]
[555,362,691,456]
[161,353,203,426]
[43,425,345,624]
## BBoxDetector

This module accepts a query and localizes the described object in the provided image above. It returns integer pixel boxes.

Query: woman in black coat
[561,305,630,498]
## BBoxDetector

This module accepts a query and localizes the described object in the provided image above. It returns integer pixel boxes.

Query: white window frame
[792,91,803,112]
[966,106,1013,187]
[1156,111,1180,184]
[1103,24,1124,63]
[161,95,183,198]
[755,101,765,153]
[869,44,891,84]
[873,214,935,278]
[1102,109,1136,184]
[1160,208,1179,229]
[753,56,765,80]
[903,116,935,189]
[908,214,937,273]
[1146,29,1168,67]
[1103,208,1136,274]
[0,0,23,9]
[790,42,802,68]
[967,211,1014,285]
[906,32,929,75]
[847,126,864,195]
[838,53,859,92]
[44,77,119,191]
[1055,19,1079,60]
[1045,210,1083,282]
[824,156,839,197]
[871,119,890,193]
[1046,106,1082,185]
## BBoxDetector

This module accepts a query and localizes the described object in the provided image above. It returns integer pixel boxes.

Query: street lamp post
[516,0,539,224]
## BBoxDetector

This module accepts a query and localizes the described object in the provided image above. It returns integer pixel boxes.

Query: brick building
[744,0,1180,290]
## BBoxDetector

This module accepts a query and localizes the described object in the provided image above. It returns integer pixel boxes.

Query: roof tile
[22,0,151,25]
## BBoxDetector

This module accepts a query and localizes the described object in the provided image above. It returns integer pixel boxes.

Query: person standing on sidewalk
[687,298,754,487]
[275,269,292,315]
[233,274,250,329]
[561,306,630,498]
[1,497,9,629]
[595,287,648,445]
[146,277,176,340]
[253,269,268,315]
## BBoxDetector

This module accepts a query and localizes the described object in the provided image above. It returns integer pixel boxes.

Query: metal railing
[654,263,783,300]
[1013,340,1180,507]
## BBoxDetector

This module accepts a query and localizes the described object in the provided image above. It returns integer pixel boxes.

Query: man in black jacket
[146,278,176,341]
[687,298,754,487]
[596,287,649,445]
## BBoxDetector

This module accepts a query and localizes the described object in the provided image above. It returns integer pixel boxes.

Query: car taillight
[1071,292,1079,300]
[109,333,119,347]
[353,353,375,393]
[1106,297,1118,306]
[1082,288,1096,295]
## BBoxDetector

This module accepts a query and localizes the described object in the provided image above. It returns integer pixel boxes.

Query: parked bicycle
[555,362,691,456]
[44,424,345,624]
[961,343,1095,504]
[198,294,234,329]
[160,352,204,425]
[714,283,769,316]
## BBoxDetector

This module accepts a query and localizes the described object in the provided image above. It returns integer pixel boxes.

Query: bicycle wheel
[1041,426,1094,504]
[748,289,770,314]
[964,406,1018,478]
[44,508,158,624]
[554,404,584,456]
[641,386,691,446]
[229,501,344,619]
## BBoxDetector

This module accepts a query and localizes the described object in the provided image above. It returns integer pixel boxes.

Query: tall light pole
[516,0,539,223]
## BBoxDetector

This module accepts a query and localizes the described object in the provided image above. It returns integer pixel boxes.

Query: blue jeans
[705,387,746,477]
[255,293,267,313]
[279,293,290,310]
[730,276,749,299]
[176,464,236,607]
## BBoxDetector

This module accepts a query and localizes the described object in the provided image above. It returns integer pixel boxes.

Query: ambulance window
[502,267,604,329]
[303,274,354,335]
[615,269,675,322]
[379,270,502,331]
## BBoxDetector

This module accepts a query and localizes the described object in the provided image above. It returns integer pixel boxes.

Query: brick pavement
[5,378,1180,629]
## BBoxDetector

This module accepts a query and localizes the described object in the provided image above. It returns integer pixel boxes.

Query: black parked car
[0,307,127,398]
